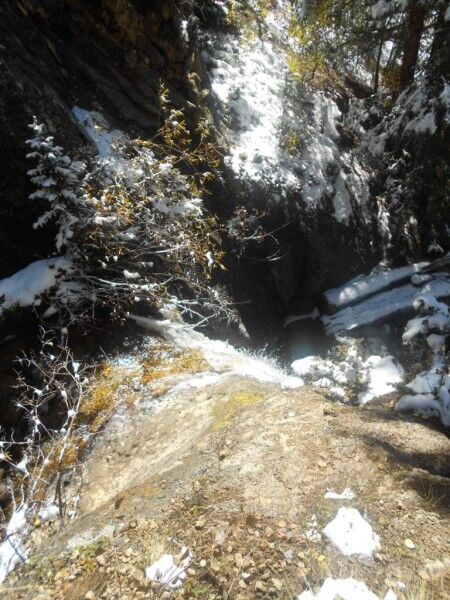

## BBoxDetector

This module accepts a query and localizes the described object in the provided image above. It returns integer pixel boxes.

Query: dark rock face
[0,0,202,277]
[220,192,378,352]
[0,0,208,430]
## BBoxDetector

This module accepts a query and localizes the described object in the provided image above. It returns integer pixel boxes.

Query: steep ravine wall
[0,1,446,358]
[0,0,379,356]
[0,0,203,277]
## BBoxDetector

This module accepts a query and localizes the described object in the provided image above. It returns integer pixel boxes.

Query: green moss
[76,538,108,558]
[184,581,213,597]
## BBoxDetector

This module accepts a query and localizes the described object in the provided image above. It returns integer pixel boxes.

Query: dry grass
[28,362,138,502]
[139,534,168,569]
[61,571,108,600]
[401,575,450,600]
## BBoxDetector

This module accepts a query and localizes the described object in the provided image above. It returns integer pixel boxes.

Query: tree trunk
[373,36,384,93]
[399,3,426,89]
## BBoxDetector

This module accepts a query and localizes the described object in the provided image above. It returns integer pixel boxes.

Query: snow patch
[72,107,122,158]
[305,514,322,542]
[209,33,297,187]
[322,507,380,557]
[145,547,192,589]
[0,505,28,583]
[357,356,404,405]
[324,488,355,501]
[38,504,60,523]
[396,290,450,427]
[0,257,72,317]
[332,170,352,224]
[291,344,403,405]
[406,110,437,135]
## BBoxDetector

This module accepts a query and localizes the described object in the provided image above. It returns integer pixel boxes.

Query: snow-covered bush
[396,292,450,426]
[291,342,367,401]
[24,107,234,328]
[26,120,87,253]
[0,332,89,581]
[291,341,403,404]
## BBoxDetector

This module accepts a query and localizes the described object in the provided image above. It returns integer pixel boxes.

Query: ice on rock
[130,314,304,390]
[322,508,380,557]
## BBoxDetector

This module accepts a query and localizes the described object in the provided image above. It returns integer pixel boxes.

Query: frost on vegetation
[27,119,86,253]
[322,507,380,558]
[0,334,89,581]
[145,547,192,589]
[396,292,450,426]
[365,73,447,164]
[298,577,396,600]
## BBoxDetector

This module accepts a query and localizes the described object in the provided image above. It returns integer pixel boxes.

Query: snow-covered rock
[323,273,450,335]
[291,344,403,405]
[0,257,72,317]
[396,290,450,427]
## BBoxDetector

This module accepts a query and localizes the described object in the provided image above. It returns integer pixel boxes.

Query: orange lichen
[141,347,209,386]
